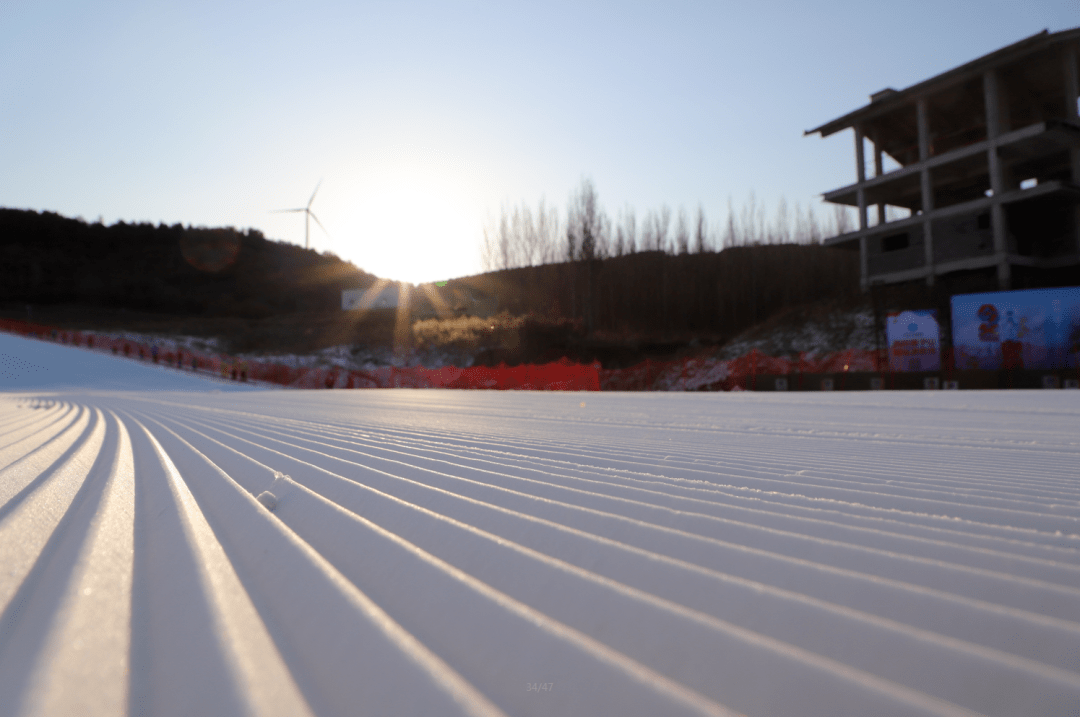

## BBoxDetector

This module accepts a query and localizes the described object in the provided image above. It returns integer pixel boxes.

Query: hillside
[447,245,859,340]
[2,208,862,362]
[0,208,379,317]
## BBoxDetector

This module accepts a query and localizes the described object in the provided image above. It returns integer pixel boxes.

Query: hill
[434,245,859,363]
[2,208,861,362]
[0,208,378,317]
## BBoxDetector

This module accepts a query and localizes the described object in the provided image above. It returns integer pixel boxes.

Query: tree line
[469,180,860,339]
[463,244,858,341]
[480,179,857,271]
[0,209,376,318]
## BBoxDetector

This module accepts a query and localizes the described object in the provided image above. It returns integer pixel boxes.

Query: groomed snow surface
[1,333,1079,716]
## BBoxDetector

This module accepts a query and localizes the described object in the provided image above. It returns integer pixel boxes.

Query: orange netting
[1,318,888,391]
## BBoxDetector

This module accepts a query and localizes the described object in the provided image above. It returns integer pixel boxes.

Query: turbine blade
[307,179,323,209]
[271,208,306,213]
[309,211,331,239]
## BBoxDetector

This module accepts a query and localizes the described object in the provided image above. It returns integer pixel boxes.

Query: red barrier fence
[1,318,889,391]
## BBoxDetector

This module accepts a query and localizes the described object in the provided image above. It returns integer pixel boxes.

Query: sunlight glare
[337,152,484,284]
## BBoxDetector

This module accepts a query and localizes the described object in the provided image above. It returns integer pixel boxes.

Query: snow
[1,333,1079,716]
[76,328,475,371]
[0,332,263,392]
[717,307,878,359]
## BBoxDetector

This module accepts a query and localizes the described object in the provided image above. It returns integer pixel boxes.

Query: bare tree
[796,202,824,245]
[483,186,857,271]
[566,179,607,261]
[535,198,560,264]
[772,197,790,245]
[481,198,564,270]
[722,196,736,249]
[640,212,655,252]
[790,201,807,245]
[566,178,610,332]
[613,222,626,257]
[612,207,637,257]
[657,205,671,253]
[832,203,854,236]
[512,205,535,266]
[641,205,671,252]
[692,205,708,253]
[674,208,690,254]
[740,192,760,246]
[480,208,514,271]
[480,225,498,271]
[622,208,637,254]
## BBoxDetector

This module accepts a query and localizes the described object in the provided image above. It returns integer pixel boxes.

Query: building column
[917,97,934,285]
[859,236,869,293]
[1065,45,1080,254]
[873,135,886,224]
[855,124,868,230]
[855,124,869,291]
[984,69,1011,290]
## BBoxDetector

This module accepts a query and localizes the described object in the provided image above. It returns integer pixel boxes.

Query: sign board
[951,287,1080,370]
[341,289,365,311]
[886,310,941,371]
[341,286,400,311]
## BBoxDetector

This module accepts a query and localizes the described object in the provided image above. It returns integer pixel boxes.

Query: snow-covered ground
[1,332,1079,716]
[0,332,261,392]
[74,327,474,370]
[63,303,880,371]
[716,306,878,359]
[252,341,476,370]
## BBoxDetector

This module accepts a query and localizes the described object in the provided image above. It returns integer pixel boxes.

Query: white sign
[886,310,941,372]
[341,289,365,310]
[341,286,400,311]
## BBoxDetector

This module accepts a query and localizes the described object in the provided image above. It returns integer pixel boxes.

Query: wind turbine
[273,180,330,250]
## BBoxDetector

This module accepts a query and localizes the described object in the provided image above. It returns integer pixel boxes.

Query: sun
[332,150,487,285]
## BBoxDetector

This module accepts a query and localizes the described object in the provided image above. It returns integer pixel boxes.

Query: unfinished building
[807,29,1080,292]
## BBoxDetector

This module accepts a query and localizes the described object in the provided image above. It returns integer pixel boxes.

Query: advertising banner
[341,289,365,311]
[886,310,941,371]
[951,287,1080,370]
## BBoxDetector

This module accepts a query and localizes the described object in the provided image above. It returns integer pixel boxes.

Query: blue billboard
[951,287,1080,370]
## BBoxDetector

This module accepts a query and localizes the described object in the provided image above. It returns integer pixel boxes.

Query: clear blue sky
[2,1,1076,284]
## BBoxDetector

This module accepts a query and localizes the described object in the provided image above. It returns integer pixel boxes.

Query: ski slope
[1,333,1079,716]
[0,331,263,392]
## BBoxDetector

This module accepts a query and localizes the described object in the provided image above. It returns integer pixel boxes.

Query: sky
[2,1,1076,285]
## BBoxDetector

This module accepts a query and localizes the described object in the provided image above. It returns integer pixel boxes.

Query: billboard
[951,287,1080,370]
[341,286,400,311]
[341,289,365,311]
[887,310,941,371]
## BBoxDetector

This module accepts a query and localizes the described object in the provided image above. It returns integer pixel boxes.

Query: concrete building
[807,29,1080,292]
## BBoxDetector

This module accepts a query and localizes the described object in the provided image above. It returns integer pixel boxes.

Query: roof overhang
[804,28,1080,138]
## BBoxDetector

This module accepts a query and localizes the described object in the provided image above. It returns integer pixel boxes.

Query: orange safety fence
[1,318,890,391]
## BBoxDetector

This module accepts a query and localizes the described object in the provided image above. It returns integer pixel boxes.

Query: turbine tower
[273,180,330,250]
